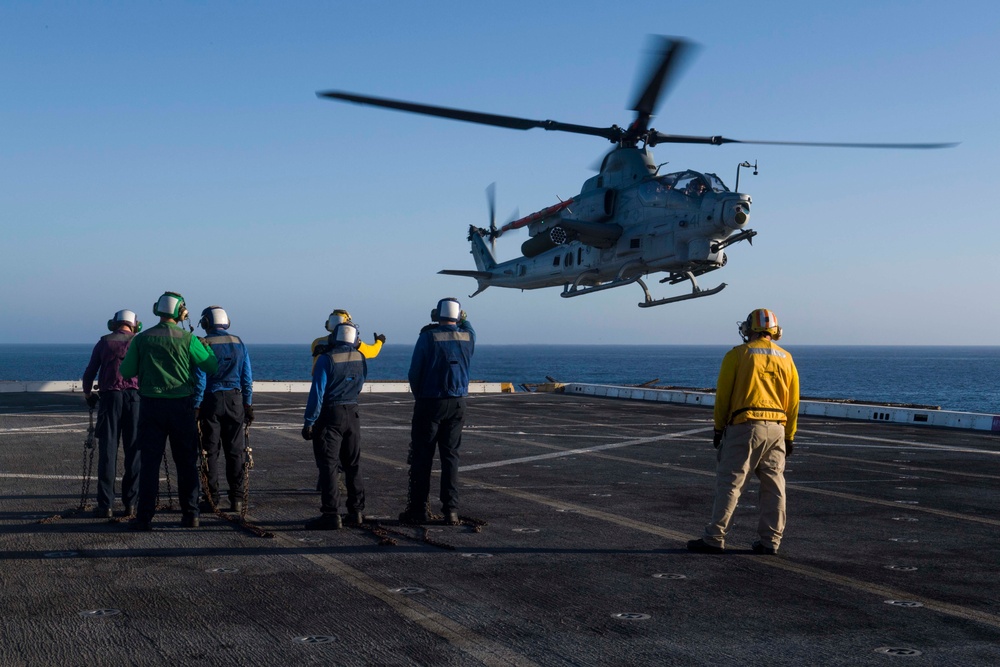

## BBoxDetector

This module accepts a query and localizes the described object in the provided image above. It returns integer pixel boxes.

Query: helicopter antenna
[735,160,758,192]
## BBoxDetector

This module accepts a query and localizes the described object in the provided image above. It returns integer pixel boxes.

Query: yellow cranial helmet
[325,309,352,332]
[738,308,782,341]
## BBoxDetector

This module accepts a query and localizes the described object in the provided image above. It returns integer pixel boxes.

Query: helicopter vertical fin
[470,230,497,272]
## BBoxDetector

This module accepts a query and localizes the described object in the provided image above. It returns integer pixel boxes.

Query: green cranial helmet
[153,291,187,320]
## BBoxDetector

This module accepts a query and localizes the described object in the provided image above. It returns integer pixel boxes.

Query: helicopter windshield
[640,170,728,204]
[703,173,730,193]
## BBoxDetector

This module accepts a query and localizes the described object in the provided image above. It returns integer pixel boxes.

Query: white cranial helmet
[108,309,140,332]
[200,306,230,331]
[333,322,359,346]
[436,298,461,321]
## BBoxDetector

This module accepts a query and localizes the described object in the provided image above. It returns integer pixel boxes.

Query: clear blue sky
[2,1,996,345]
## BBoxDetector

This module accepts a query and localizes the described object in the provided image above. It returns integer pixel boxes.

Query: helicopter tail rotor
[486,182,499,250]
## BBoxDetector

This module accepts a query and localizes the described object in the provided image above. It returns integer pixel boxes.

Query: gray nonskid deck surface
[2,392,999,666]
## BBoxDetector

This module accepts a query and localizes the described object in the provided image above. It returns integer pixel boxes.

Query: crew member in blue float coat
[399,297,475,526]
[688,308,799,556]
[309,308,385,493]
[301,322,368,530]
[120,291,218,531]
[82,309,143,518]
[193,306,254,514]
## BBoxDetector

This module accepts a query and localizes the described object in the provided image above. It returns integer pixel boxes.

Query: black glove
[244,404,254,424]
[85,393,99,409]
[374,332,386,344]
[713,429,724,449]
[301,425,313,441]
[785,439,794,458]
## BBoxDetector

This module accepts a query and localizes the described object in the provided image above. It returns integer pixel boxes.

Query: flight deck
[2,391,999,666]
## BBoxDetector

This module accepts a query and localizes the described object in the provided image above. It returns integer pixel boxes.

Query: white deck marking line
[353,444,1000,631]
[785,478,916,485]
[461,427,712,472]
[0,421,89,433]
[468,480,1000,632]
[270,530,538,667]
[0,473,167,481]
[0,411,84,418]
[785,485,1000,526]
[806,451,1000,481]
[799,428,1000,456]
[466,432,1000,527]
[0,473,94,481]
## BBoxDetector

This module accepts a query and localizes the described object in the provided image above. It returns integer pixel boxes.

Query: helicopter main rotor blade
[318,91,621,141]
[648,131,958,149]
[631,37,696,125]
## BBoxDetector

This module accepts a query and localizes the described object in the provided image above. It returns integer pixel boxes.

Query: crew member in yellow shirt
[311,309,385,368]
[688,308,799,556]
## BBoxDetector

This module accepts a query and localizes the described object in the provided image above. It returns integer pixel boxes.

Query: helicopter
[318,37,955,308]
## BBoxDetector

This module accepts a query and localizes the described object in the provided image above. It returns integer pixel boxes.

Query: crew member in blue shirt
[194,306,254,514]
[301,322,368,530]
[399,297,475,526]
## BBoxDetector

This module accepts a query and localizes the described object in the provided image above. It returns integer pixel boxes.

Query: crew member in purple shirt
[82,309,142,518]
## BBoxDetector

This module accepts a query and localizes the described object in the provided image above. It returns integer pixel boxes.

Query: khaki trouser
[703,420,787,550]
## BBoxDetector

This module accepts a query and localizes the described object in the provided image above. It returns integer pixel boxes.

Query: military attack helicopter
[318,37,954,307]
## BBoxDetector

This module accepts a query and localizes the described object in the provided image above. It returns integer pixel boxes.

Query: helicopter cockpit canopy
[639,170,730,205]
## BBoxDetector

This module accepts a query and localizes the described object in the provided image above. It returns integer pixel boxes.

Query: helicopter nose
[724,202,750,229]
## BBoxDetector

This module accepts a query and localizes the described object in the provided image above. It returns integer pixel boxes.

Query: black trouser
[199,389,246,504]
[135,396,202,521]
[312,403,365,514]
[95,389,141,511]
[407,397,465,512]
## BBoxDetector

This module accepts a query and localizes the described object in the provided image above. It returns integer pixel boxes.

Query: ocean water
[2,344,998,415]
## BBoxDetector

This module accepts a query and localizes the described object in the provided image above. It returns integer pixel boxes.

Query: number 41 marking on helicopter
[318,37,955,308]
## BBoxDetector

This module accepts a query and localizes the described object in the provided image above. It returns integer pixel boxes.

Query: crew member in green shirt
[121,291,218,531]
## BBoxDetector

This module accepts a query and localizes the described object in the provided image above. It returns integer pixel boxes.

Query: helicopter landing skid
[637,272,726,308]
